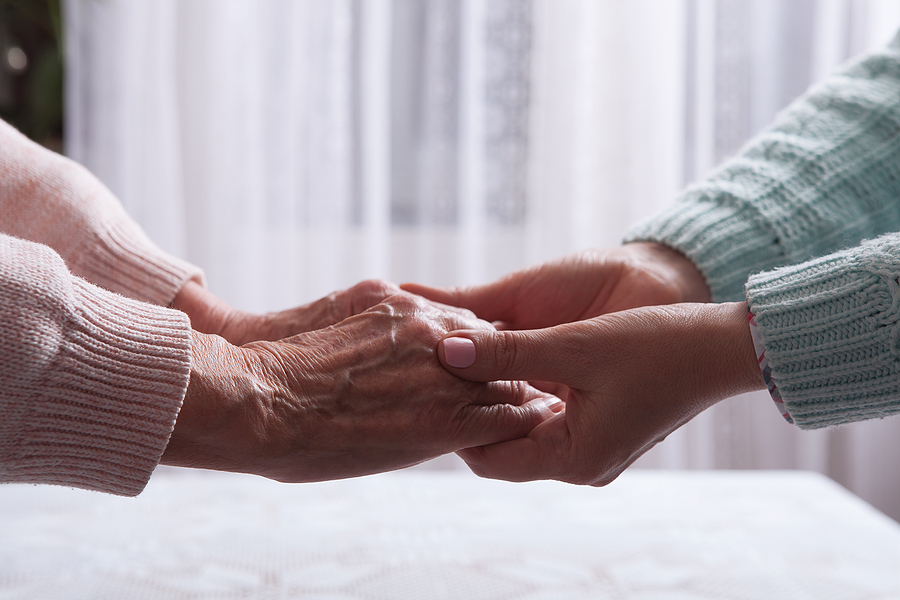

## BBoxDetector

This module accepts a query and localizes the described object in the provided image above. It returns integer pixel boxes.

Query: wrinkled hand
[436,302,763,486]
[402,243,711,330]
[162,292,562,482]
[172,279,402,345]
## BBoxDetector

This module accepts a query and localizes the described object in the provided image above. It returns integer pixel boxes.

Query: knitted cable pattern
[625,31,900,428]
[626,30,900,303]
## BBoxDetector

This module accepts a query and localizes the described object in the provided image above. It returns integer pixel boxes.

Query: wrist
[171,281,228,333]
[691,301,766,402]
[618,302,764,417]
[626,242,711,304]
[171,281,262,345]
[161,330,268,471]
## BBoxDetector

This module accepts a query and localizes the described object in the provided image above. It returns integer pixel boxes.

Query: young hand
[402,243,711,331]
[435,302,763,486]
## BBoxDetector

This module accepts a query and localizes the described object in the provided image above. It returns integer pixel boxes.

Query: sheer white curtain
[64,0,900,520]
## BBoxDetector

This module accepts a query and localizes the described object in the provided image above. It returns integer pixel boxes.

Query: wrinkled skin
[173,278,406,345]
[162,292,561,482]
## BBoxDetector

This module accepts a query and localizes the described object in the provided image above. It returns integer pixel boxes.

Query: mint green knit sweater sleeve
[626,31,900,303]
[626,32,900,429]
[745,234,900,428]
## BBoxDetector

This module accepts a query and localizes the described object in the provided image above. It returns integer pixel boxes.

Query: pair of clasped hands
[163,243,763,487]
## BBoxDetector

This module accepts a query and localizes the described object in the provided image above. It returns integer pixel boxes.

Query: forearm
[600,301,765,423]
[670,302,765,407]
[627,31,900,302]
[0,119,203,305]
[171,281,247,339]
[160,329,259,472]
[621,242,712,304]
[0,235,191,496]
[747,233,900,428]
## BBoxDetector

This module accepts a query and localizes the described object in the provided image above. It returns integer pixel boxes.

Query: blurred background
[3,0,900,521]
[0,0,62,150]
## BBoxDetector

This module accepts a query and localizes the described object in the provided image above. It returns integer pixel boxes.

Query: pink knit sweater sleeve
[0,119,200,495]
[0,235,192,496]
[0,119,203,306]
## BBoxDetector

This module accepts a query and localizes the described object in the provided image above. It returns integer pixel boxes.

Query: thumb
[438,326,590,387]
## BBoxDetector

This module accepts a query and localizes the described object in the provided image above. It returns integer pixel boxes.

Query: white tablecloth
[1,469,897,599]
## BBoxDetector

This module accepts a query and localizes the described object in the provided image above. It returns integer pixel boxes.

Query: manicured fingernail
[442,337,476,368]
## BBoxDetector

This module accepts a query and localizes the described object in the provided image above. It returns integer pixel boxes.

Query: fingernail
[533,396,564,414]
[544,397,565,413]
[442,337,476,368]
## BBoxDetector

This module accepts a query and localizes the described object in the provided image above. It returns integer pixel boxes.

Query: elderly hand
[161,292,562,482]
[172,279,402,345]
[435,302,764,486]
[402,243,711,330]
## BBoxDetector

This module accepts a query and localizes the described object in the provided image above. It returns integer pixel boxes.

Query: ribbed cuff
[7,279,192,496]
[746,241,900,429]
[625,191,786,303]
[74,219,205,307]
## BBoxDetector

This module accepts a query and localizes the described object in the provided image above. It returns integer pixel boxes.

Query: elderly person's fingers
[401,279,516,326]
[164,292,562,483]
[257,279,403,340]
[173,278,403,344]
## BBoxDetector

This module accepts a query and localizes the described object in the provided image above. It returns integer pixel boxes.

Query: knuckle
[385,291,421,313]
[489,402,525,432]
[355,278,400,300]
[461,308,488,329]
[443,308,486,332]
[496,331,529,375]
